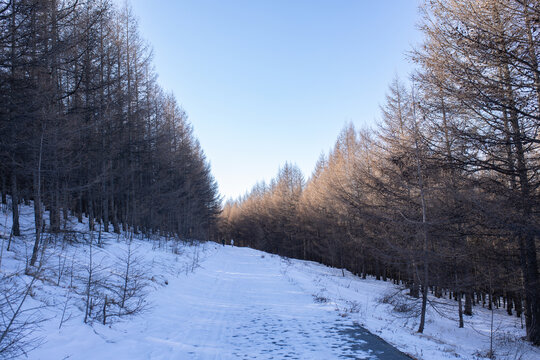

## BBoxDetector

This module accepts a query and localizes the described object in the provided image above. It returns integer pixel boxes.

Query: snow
[0,201,538,360]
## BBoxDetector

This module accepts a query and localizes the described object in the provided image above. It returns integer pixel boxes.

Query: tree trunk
[102,185,109,233]
[50,176,60,232]
[30,171,42,268]
[30,130,44,268]
[458,292,464,328]
[88,191,94,231]
[507,291,513,316]
[413,102,429,334]
[10,172,20,236]
[77,189,83,223]
[1,175,6,205]
[498,26,540,344]
[464,291,473,316]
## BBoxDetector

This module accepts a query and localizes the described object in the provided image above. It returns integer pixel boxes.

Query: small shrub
[346,300,361,313]
[378,289,420,316]
[313,294,329,303]
[312,288,330,304]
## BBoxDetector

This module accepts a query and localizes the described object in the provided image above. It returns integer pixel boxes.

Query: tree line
[220,0,540,345]
[0,0,221,257]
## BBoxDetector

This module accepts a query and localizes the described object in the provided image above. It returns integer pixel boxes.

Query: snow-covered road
[31,244,410,359]
[148,245,410,360]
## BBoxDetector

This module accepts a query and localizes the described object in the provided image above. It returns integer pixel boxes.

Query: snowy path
[140,245,411,359]
[32,244,410,359]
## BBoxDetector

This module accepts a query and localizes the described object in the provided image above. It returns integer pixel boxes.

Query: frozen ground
[0,202,538,359]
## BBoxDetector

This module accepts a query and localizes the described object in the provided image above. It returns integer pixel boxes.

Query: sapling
[84,233,94,324]
[0,263,45,357]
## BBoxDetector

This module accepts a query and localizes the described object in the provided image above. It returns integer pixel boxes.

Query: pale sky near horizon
[124,0,423,201]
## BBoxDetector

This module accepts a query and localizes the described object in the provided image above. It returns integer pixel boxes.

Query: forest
[220,0,540,346]
[0,0,539,357]
[0,3,222,354]
[0,0,221,255]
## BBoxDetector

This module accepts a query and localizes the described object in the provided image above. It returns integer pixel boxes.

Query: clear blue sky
[125,0,423,200]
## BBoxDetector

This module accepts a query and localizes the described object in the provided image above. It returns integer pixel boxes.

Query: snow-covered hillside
[0,202,537,360]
